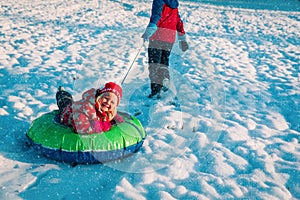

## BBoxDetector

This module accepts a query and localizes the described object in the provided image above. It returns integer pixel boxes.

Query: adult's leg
[157,42,173,92]
[148,41,173,96]
[150,41,173,83]
[158,49,172,82]
[148,41,163,96]
[148,47,162,85]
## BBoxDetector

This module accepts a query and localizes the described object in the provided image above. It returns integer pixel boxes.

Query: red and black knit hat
[96,82,122,105]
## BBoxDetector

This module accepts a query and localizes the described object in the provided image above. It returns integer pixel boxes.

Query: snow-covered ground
[0,0,299,199]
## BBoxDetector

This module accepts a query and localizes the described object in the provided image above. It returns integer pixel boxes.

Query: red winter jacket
[149,0,186,44]
[59,88,123,134]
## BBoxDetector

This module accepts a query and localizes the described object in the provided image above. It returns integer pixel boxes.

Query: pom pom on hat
[96,82,122,105]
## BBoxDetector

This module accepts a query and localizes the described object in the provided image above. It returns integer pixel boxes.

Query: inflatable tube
[26,110,146,164]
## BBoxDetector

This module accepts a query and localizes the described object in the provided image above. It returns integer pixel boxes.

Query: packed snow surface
[0,0,299,199]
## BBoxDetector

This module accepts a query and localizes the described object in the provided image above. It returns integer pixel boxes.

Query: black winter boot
[148,83,162,98]
[56,86,73,112]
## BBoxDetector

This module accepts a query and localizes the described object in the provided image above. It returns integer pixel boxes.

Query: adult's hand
[142,23,157,41]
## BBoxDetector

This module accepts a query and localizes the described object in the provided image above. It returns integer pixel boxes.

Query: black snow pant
[148,40,173,95]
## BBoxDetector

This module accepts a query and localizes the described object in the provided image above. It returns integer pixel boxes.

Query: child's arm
[90,119,112,133]
[74,112,112,134]
[73,112,95,134]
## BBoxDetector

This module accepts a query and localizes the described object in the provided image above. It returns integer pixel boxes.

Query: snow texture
[0,0,299,199]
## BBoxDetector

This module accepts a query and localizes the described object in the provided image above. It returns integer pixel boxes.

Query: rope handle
[121,41,145,85]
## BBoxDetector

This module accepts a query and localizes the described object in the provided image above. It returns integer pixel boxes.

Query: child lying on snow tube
[56,82,124,134]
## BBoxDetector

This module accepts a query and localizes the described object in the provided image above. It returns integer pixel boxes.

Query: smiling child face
[96,92,118,112]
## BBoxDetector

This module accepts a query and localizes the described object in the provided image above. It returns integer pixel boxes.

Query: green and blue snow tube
[26,110,146,164]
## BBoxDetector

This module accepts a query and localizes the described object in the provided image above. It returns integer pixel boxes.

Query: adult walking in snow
[142,0,189,98]
[55,82,123,134]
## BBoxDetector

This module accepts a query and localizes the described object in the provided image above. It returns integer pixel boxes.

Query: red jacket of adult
[149,0,186,44]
